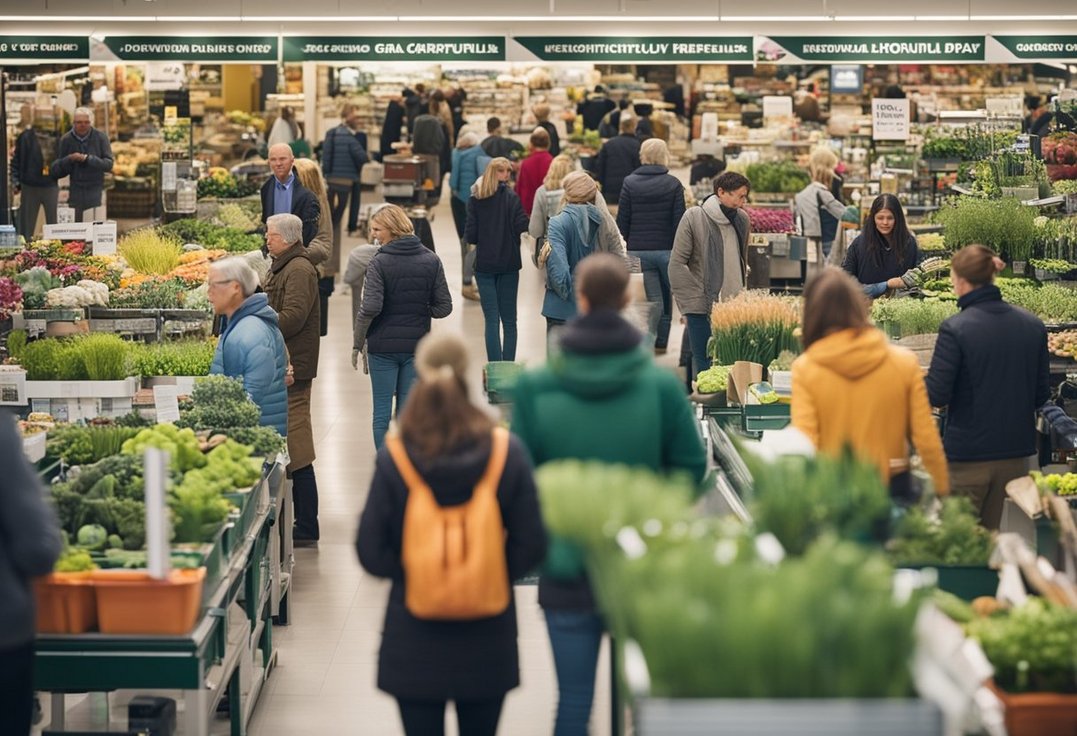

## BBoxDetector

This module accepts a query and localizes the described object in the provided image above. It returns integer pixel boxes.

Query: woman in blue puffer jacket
[543,171,626,334]
[449,132,491,300]
[207,257,289,435]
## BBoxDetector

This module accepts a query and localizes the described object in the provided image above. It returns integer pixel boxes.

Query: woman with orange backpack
[356,333,548,736]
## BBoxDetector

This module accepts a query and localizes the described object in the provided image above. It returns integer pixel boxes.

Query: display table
[36,457,285,736]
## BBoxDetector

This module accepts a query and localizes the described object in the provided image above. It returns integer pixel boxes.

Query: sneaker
[461,284,480,301]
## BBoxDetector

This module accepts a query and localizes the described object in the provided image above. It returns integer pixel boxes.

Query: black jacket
[354,235,452,354]
[926,284,1050,462]
[842,233,919,286]
[356,433,547,701]
[49,128,113,207]
[321,124,367,183]
[617,165,686,251]
[596,134,642,205]
[380,101,406,159]
[260,170,320,247]
[465,184,529,275]
[12,129,56,189]
[577,95,616,132]
[480,135,524,161]
[537,120,561,157]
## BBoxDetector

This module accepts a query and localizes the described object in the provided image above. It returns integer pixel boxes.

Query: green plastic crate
[903,564,998,601]
[484,361,525,405]
[743,403,791,432]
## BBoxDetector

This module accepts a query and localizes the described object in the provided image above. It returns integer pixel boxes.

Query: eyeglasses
[207,279,235,288]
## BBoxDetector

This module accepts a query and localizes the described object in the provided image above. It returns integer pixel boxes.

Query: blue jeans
[368,352,417,450]
[635,250,672,348]
[684,313,713,378]
[475,271,519,362]
[546,610,604,736]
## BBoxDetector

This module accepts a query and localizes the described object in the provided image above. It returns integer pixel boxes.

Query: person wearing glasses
[207,257,288,436]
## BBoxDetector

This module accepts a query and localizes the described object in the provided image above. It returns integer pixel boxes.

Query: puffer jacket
[354,235,453,354]
[211,293,289,436]
[617,164,687,251]
[543,203,626,321]
[595,134,641,204]
[465,183,529,275]
[449,145,491,203]
[321,124,368,183]
[791,327,949,492]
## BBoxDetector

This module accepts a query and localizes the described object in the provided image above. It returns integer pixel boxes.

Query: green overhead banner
[0,36,88,61]
[515,36,753,62]
[282,37,505,62]
[994,35,1077,60]
[756,36,986,63]
[95,36,278,62]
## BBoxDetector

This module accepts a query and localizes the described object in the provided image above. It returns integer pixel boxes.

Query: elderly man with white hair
[207,257,288,435]
[264,213,322,546]
[260,143,320,247]
[49,106,113,222]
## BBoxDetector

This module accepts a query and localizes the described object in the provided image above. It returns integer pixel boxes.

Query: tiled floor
[37,175,695,734]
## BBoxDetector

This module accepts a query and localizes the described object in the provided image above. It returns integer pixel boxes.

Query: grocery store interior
[3,1,1077,735]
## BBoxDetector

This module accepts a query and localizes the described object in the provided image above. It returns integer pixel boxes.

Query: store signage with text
[515,36,753,62]
[0,36,87,61]
[994,36,1077,60]
[97,36,278,62]
[757,36,985,63]
[872,98,910,141]
[283,37,505,61]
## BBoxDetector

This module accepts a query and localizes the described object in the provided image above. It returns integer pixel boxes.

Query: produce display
[936,195,1036,263]
[1032,216,1077,265]
[13,335,215,380]
[887,497,994,566]
[1034,472,1077,497]
[744,161,810,194]
[197,168,259,200]
[45,280,110,308]
[695,364,731,394]
[996,278,1077,323]
[871,298,958,337]
[178,375,263,431]
[1048,330,1077,359]
[47,425,141,466]
[916,233,946,252]
[965,598,1077,693]
[212,202,262,232]
[131,340,216,377]
[160,219,265,253]
[1030,258,1073,275]
[742,207,794,234]
[709,291,800,367]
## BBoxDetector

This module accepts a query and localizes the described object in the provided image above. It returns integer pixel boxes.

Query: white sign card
[762,95,794,120]
[92,222,118,255]
[985,96,1022,115]
[0,368,27,406]
[145,62,186,92]
[161,161,178,192]
[57,206,75,224]
[43,222,93,241]
[153,384,182,423]
[871,98,911,141]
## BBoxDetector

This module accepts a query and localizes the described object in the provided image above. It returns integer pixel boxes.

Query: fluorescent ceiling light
[720,16,831,21]
[970,14,1077,20]
[915,15,970,20]
[400,15,718,21]
[833,16,915,21]
[243,16,394,21]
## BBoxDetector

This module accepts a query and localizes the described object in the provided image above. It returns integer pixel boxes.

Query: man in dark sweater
[11,104,58,238]
[595,116,642,206]
[49,107,113,222]
[321,104,368,247]
[260,143,320,246]
[480,117,524,162]
[577,85,617,132]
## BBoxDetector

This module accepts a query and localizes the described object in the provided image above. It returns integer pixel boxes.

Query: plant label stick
[144,447,172,580]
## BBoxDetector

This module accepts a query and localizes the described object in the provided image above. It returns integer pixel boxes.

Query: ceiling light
[832,16,915,21]
[399,15,719,21]
[914,15,970,20]
[970,14,1077,20]
[719,16,831,22]
[242,16,395,21]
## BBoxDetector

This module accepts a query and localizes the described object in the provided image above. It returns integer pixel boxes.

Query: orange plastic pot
[91,567,206,635]
[34,571,98,634]
[990,682,1077,736]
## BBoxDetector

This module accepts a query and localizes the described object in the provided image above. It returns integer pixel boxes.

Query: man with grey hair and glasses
[264,214,322,546]
[49,106,113,222]
[207,257,289,436]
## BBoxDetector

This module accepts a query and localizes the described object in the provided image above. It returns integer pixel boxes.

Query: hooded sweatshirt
[543,203,627,321]
[512,309,708,609]
[791,327,949,493]
[211,293,289,436]
[669,195,749,315]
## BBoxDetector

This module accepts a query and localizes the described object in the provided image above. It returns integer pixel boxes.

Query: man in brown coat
[265,213,322,545]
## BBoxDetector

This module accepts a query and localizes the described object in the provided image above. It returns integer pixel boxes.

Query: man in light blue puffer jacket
[208,257,289,436]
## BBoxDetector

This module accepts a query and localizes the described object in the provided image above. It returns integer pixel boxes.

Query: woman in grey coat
[0,413,63,735]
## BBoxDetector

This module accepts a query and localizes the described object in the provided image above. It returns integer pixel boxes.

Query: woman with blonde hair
[543,171,626,333]
[293,158,335,334]
[357,332,547,736]
[530,155,614,266]
[465,157,529,362]
[794,146,847,261]
[791,267,948,498]
[352,204,453,449]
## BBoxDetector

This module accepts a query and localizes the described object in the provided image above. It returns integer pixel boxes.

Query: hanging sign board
[762,96,794,120]
[756,36,985,63]
[514,36,753,62]
[993,35,1077,61]
[985,96,1023,115]
[872,98,911,141]
[283,36,505,62]
[145,62,186,92]
[0,36,88,62]
[94,36,278,62]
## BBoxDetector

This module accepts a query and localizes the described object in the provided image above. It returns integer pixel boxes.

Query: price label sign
[762,95,793,120]
[872,98,910,141]
[153,384,181,423]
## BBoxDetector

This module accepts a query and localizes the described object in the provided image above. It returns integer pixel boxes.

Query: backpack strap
[385,427,510,499]
[385,434,431,495]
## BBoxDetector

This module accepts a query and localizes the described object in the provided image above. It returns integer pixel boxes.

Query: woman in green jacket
[512,253,707,736]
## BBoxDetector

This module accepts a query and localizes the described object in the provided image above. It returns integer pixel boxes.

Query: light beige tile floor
[36,178,687,735]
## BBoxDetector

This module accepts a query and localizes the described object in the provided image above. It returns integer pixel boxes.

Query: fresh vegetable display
[1035,472,1077,496]
[212,202,262,232]
[996,277,1077,323]
[871,298,958,337]
[887,497,994,566]
[936,195,1037,263]
[118,229,183,275]
[54,548,96,573]
[1030,258,1074,275]
[1048,331,1077,359]
[695,364,731,394]
[201,426,285,456]
[742,207,794,234]
[1053,179,1077,196]
[709,291,800,367]
[47,425,141,465]
[178,375,261,430]
[965,598,1077,693]
[121,424,207,472]
[131,340,216,377]
[916,233,946,252]
[159,219,264,254]
[108,278,194,310]
[745,161,810,194]
[19,334,132,381]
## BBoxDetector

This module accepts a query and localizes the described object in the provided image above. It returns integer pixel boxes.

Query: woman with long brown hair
[357,333,547,736]
[791,267,948,495]
[293,158,334,334]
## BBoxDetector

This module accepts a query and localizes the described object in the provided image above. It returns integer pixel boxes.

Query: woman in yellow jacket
[791,267,949,495]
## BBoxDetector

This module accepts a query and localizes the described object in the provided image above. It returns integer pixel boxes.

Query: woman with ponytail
[357,333,548,736]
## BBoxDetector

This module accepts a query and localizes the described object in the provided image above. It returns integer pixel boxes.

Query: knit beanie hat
[562,170,599,204]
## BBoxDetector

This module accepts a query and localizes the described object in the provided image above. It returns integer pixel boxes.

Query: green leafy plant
[936,195,1037,262]
[118,229,183,275]
[177,375,261,429]
[887,497,994,566]
[78,334,131,380]
[871,298,958,337]
[745,161,810,193]
[966,598,1077,694]
[709,291,800,367]
[131,340,216,377]
[997,277,1077,323]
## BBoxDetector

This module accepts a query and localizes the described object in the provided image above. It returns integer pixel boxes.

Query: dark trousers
[328,182,352,258]
[546,610,605,736]
[18,184,58,240]
[0,640,34,736]
[684,313,713,378]
[291,464,319,541]
[475,271,519,362]
[397,696,505,736]
[950,457,1029,530]
[349,180,362,233]
[450,194,468,239]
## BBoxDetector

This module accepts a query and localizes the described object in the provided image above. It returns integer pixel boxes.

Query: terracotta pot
[990,681,1077,736]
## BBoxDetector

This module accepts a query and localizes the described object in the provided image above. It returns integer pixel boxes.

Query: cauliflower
[45,279,110,307]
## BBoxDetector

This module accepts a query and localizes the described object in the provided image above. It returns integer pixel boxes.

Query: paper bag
[727,361,763,405]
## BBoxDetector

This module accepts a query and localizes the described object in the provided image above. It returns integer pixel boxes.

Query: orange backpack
[387,427,511,621]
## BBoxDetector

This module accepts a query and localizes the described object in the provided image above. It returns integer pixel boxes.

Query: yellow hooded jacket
[791,327,950,494]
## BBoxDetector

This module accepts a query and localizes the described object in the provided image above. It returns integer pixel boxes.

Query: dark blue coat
[617,165,686,251]
[354,235,453,354]
[465,183,529,275]
[321,124,368,183]
[595,134,641,205]
[925,284,1050,462]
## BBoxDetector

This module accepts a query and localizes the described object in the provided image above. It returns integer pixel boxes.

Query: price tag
[161,161,178,192]
[0,369,27,405]
[57,205,75,224]
[871,98,910,141]
[762,95,793,120]
[153,384,181,423]
[92,221,117,255]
